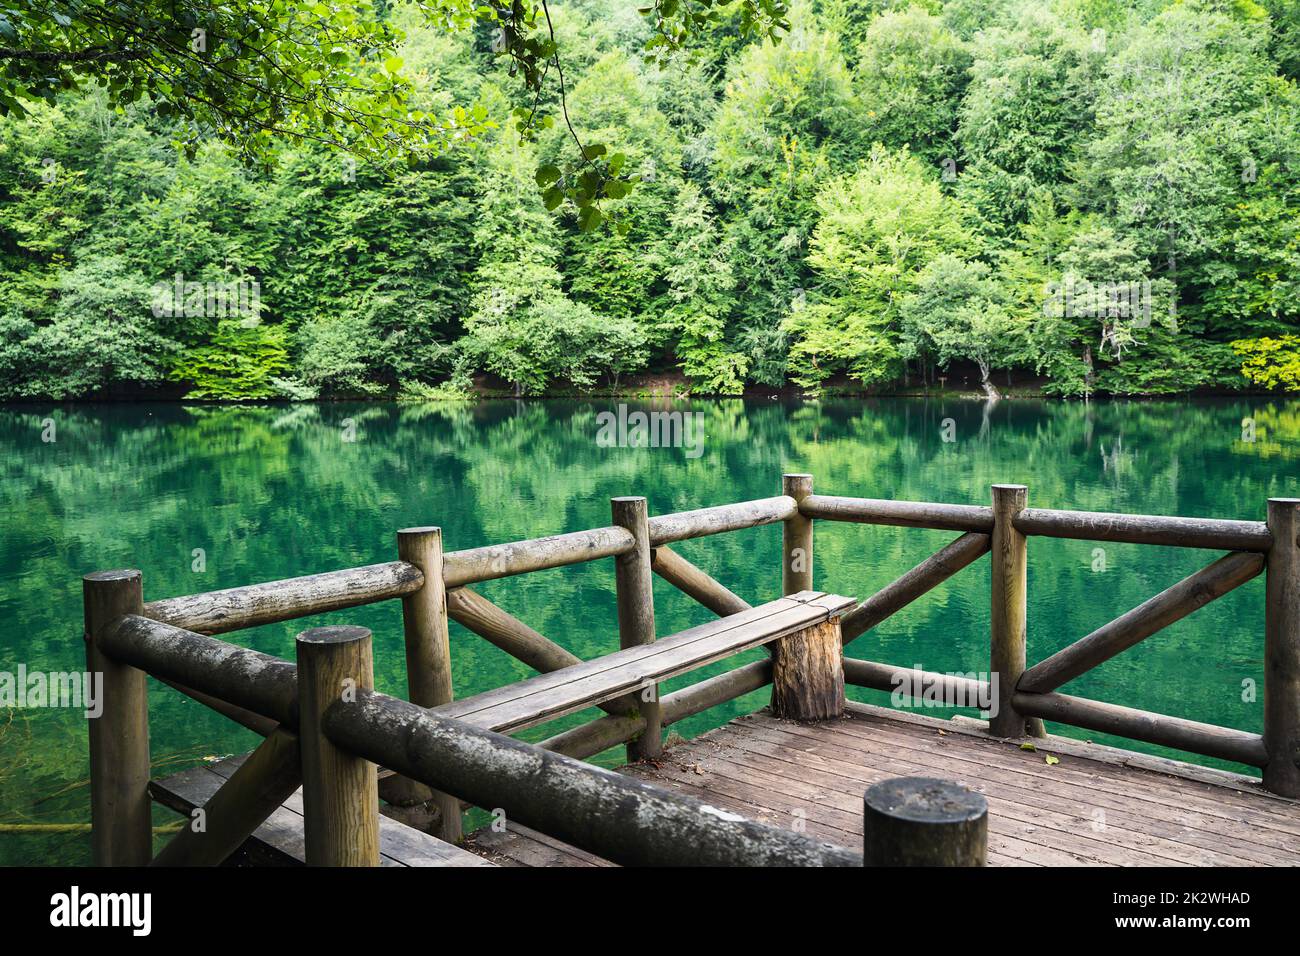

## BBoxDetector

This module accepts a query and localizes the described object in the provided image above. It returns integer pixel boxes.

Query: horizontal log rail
[799,494,995,532]
[103,614,298,726]
[647,495,797,546]
[1019,551,1265,694]
[140,496,796,636]
[1012,689,1268,767]
[324,688,861,867]
[843,658,990,702]
[143,561,424,635]
[1012,508,1272,552]
[442,526,636,588]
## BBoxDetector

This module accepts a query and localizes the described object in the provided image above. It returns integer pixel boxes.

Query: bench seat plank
[435,592,855,735]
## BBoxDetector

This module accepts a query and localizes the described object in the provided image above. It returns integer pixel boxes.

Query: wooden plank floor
[466,701,1300,867]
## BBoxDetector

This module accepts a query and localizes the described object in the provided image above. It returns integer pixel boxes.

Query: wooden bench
[432,591,856,734]
[150,753,492,867]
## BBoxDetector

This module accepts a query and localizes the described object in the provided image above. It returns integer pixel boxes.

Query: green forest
[2,0,1299,401]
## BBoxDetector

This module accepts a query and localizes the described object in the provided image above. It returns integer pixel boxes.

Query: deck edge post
[612,496,661,761]
[297,625,380,866]
[783,474,814,594]
[395,527,462,842]
[1264,498,1300,797]
[863,777,987,866]
[84,569,152,866]
[990,485,1044,738]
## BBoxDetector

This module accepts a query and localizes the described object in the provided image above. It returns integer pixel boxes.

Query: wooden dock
[468,703,1300,867]
[82,476,1300,867]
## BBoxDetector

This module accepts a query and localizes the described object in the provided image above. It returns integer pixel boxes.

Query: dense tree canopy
[1,0,1298,400]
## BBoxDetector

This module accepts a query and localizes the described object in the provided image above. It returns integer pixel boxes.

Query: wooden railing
[81,476,1300,868]
[806,483,1297,795]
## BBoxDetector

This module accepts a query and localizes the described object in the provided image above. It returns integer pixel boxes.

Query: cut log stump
[771,617,844,722]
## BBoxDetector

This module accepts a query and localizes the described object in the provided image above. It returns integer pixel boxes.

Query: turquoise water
[1,397,1296,864]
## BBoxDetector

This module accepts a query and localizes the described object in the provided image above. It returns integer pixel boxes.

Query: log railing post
[612,496,661,761]
[84,569,152,866]
[990,485,1044,738]
[395,527,462,843]
[783,473,814,595]
[863,777,987,866]
[1264,498,1300,797]
[297,625,380,866]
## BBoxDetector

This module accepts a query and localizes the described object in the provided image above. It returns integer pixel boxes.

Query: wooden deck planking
[465,702,1300,867]
[150,753,493,867]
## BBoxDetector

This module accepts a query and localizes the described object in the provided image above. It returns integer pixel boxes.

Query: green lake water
[2,397,1297,864]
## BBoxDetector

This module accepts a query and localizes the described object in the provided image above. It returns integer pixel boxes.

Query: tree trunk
[978,362,1001,401]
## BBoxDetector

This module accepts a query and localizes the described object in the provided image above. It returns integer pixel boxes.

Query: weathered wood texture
[1014,508,1272,552]
[322,690,862,867]
[650,546,750,617]
[149,753,490,866]
[102,614,298,726]
[1012,690,1268,767]
[620,702,1300,868]
[151,728,302,867]
[863,777,988,866]
[783,474,814,595]
[799,494,994,532]
[612,496,661,761]
[143,561,424,635]
[840,532,991,645]
[84,570,152,867]
[431,593,854,735]
[647,496,797,546]
[1019,550,1265,694]
[442,526,635,588]
[395,528,460,840]
[990,486,1042,738]
[772,618,845,722]
[297,626,380,866]
[1264,499,1300,797]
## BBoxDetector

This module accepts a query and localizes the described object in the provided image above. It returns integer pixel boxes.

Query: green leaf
[577,205,603,232]
[580,143,607,161]
[1045,755,1060,766]
[535,164,562,187]
[542,186,564,211]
